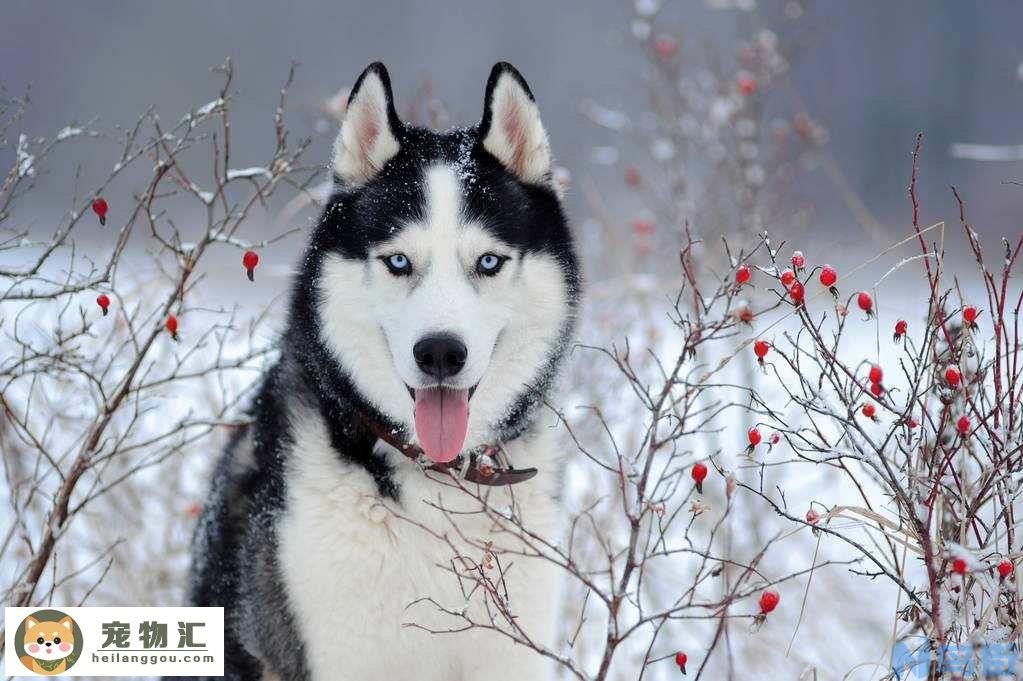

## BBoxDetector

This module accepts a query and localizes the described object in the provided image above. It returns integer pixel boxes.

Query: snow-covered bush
[0,61,317,631]
[411,140,1023,680]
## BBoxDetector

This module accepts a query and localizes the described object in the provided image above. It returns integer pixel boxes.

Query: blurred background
[3,0,1022,243]
[3,2,1023,680]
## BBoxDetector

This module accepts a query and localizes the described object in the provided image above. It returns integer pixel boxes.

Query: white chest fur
[277,410,563,681]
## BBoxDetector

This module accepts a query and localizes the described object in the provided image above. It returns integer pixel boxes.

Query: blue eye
[381,253,412,275]
[476,253,505,276]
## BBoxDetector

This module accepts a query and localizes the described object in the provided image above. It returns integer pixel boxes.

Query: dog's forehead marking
[393,163,503,268]
[422,163,464,233]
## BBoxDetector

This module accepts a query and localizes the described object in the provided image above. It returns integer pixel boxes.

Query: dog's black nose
[413,334,467,379]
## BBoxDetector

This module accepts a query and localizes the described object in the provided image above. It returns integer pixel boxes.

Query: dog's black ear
[332,62,402,186]
[479,63,552,184]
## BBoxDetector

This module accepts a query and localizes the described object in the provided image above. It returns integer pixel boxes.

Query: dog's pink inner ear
[500,97,529,177]
[482,71,551,185]
[332,67,400,186]
[356,110,380,158]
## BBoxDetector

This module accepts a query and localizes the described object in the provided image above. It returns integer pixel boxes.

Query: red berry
[868,365,883,384]
[998,560,1014,579]
[769,433,780,445]
[691,462,708,493]
[791,251,805,270]
[819,265,837,287]
[945,366,961,387]
[861,403,876,419]
[787,281,805,305]
[91,197,108,225]
[951,557,968,575]
[857,291,873,313]
[624,166,641,187]
[631,218,655,237]
[243,250,260,281]
[963,306,977,324]
[735,263,751,286]
[780,269,796,287]
[96,293,110,315]
[956,415,970,435]
[805,508,820,524]
[654,36,679,61]
[674,651,687,673]
[869,382,882,397]
[793,114,813,138]
[737,73,757,96]
[758,589,779,614]
[893,319,907,342]
[165,314,179,340]
[748,428,762,447]
[753,339,769,359]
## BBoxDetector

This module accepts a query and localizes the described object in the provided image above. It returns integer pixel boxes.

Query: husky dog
[184,62,579,681]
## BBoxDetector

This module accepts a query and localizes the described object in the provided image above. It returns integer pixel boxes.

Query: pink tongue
[414,388,470,463]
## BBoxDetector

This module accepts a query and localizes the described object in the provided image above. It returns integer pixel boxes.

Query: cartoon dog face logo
[18,610,81,675]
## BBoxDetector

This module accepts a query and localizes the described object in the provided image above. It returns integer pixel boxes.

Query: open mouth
[406,384,477,464]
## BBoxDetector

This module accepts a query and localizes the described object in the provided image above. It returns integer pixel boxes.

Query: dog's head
[301,62,577,463]
[22,616,75,662]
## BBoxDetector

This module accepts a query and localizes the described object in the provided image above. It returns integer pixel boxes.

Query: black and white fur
[183,62,579,681]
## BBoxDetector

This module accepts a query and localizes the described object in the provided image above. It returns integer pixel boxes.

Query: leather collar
[359,413,538,486]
